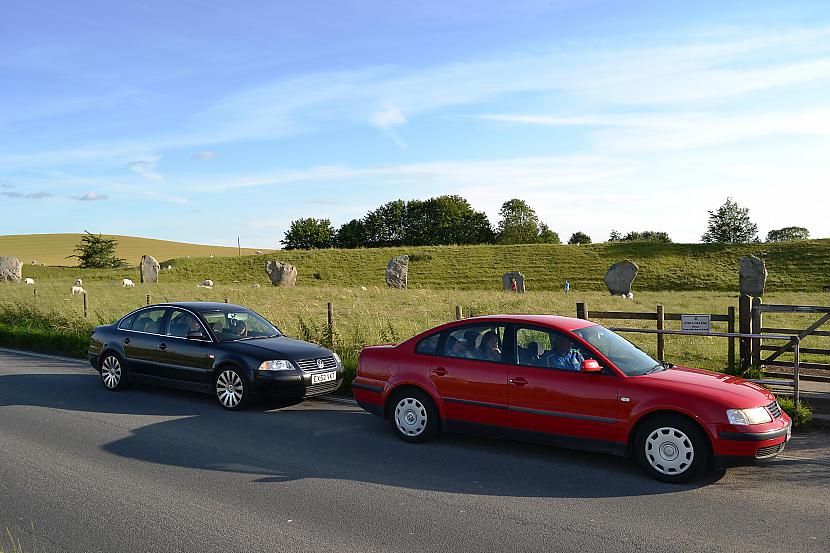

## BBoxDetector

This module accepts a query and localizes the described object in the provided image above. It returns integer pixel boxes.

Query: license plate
[311,371,336,385]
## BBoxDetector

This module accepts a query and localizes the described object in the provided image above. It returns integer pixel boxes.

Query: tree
[68,231,126,268]
[537,223,561,244]
[767,226,810,242]
[404,195,494,246]
[622,230,672,243]
[497,199,540,244]
[568,231,592,245]
[608,229,622,242]
[701,198,758,243]
[334,219,367,248]
[281,218,335,250]
[362,200,407,247]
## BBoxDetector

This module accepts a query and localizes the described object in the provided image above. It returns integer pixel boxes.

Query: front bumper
[253,367,343,398]
[710,416,791,465]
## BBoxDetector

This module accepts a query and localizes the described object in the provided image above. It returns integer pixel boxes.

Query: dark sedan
[88,302,344,409]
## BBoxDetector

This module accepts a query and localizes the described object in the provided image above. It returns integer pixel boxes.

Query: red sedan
[353,315,791,482]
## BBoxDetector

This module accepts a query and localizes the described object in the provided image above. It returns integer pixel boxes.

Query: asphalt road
[1,349,828,553]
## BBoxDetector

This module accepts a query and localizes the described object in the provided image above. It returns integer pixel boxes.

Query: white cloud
[127,158,163,181]
[191,150,217,160]
[71,192,108,201]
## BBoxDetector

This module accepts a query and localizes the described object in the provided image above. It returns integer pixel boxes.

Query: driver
[187,316,203,337]
[233,320,248,338]
[548,335,584,371]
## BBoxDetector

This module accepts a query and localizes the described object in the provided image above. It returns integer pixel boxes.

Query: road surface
[1,349,828,552]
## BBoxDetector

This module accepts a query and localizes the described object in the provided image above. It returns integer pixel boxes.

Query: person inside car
[232,319,248,338]
[548,334,584,370]
[479,331,502,361]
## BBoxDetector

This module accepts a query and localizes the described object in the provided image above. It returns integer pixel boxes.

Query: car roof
[456,314,597,330]
[148,302,248,311]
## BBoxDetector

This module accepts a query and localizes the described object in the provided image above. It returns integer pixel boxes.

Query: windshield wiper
[646,363,667,374]
[235,334,280,341]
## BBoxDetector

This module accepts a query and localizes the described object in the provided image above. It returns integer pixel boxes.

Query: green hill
[17,239,830,292]
[0,233,273,267]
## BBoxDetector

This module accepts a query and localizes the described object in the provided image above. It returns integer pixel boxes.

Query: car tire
[634,414,710,483]
[100,352,129,391]
[214,366,252,410]
[390,388,440,443]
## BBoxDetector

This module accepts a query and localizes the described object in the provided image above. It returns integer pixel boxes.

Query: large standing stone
[0,256,23,282]
[739,255,767,297]
[604,260,639,295]
[265,261,297,287]
[385,256,409,289]
[502,271,526,293]
[140,255,160,284]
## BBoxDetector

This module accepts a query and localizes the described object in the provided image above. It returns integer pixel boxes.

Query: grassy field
[0,233,273,266]
[13,239,830,292]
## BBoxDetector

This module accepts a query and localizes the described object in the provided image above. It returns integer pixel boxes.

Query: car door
[121,307,169,377]
[507,325,620,445]
[425,323,509,430]
[156,308,214,387]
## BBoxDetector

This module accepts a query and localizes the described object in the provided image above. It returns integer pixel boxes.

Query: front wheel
[634,414,710,483]
[215,367,252,410]
[390,388,440,443]
[100,353,129,391]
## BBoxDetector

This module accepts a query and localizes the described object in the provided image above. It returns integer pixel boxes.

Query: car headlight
[258,360,293,371]
[726,407,772,425]
[332,352,341,366]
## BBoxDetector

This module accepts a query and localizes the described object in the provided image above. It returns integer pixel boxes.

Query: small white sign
[681,314,711,333]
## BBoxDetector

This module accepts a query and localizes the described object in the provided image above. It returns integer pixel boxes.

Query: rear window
[118,313,136,330]
[415,333,440,355]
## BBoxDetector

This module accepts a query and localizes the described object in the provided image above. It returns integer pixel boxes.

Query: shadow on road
[10,370,810,499]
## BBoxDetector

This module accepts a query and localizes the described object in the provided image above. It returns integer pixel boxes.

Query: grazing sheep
[361,286,367,291]
[74,278,83,286]
[166,265,172,270]
[253,283,261,288]
[209,254,214,258]
[24,277,35,285]
[70,285,86,295]
[31,260,36,265]
[255,250,263,255]
[197,279,214,288]
[122,278,135,287]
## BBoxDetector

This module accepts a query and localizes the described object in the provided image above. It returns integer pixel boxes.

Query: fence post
[327,302,333,338]
[727,306,735,373]
[146,293,151,306]
[751,297,762,368]
[656,305,665,361]
[738,295,751,368]
[576,302,587,320]
[455,305,463,320]
[33,288,38,300]
[83,292,88,318]
[793,338,800,413]
[224,297,229,303]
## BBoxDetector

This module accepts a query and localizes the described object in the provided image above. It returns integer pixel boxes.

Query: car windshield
[572,324,660,376]
[199,309,282,343]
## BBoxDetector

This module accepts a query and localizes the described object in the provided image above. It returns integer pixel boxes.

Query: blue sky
[2,0,829,247]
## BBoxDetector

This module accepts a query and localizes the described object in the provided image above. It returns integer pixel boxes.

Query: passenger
[548,335,584,371]
[187,316,204,337]
[463,331,480,358]
[446,336,466,358]
[479,331,502,361]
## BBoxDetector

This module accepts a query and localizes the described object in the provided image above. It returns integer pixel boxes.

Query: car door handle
[432,367,448,377]
[509,377,528,386]
[158,343,167,351]
[122,337,130,345]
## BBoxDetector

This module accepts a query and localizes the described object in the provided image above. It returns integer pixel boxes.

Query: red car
[353,315,791,482]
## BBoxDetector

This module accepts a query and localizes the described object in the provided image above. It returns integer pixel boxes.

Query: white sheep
[166,265,172,270]
[209,254,214,258]
[31,260,36,265]
[74,278,83,286]
[253,283,261,288]
[71,285,86,295]
[24,277,35,285]
[197,279,214,288]
[122,278,135,287]
[255,250,263,255]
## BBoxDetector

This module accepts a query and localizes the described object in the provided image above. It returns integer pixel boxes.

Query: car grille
[766,400,782,419]
[295,356,337,372]
[756,443,784,459]
[305,379,340,397]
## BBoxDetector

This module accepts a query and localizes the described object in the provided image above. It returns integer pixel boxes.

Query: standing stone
[265,261,297,287]
[385,256,409,289]
[739,255,767,297]
[140,255,160,284]
[502,271,526,293]
[604,260,639,295]
[0,256,23,282]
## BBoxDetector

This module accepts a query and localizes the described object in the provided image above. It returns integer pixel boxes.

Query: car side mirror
[187,330,205,340]
[580,359,602,373]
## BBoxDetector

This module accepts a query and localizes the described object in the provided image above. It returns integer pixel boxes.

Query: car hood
[642,365,775,406]
[225,336,332,360]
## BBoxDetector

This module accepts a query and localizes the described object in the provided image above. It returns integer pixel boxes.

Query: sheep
[74,278,83,286]
[70,285,86,295]
[197,279,214,288]
[253,283,261,288]
[122,278,135,287]
[255,250,263,255]
[209,254,214,258]
[31,260,36,265]
[24,277,35,285]
[166,265,172,270]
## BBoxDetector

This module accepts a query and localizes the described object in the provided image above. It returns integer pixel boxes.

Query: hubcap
[645,426,695,475]
[216,370,244,408]
[394,397,427,437]
[101,356,121,388]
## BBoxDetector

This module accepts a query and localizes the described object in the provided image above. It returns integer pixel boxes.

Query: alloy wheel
[101,356,122,389]
[216,370,244,408]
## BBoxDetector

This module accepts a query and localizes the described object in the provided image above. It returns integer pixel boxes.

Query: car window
[515,326,600,372]
[415,332,440,355]
[167,309,208,339]
[442,324,506,362]
[199,309,281,343]
[572,325,658,376]
[130,308,167,335]
[118,313,136,330]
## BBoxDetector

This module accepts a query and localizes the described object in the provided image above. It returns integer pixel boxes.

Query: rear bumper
[353,379,386,417]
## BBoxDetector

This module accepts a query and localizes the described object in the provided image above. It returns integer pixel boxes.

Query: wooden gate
[751,303,830,371]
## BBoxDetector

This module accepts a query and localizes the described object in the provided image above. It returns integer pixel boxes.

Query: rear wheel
[215,367,252,410]
[390,388,440,443]
[635,414,710,483]
[100,353,128,391]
